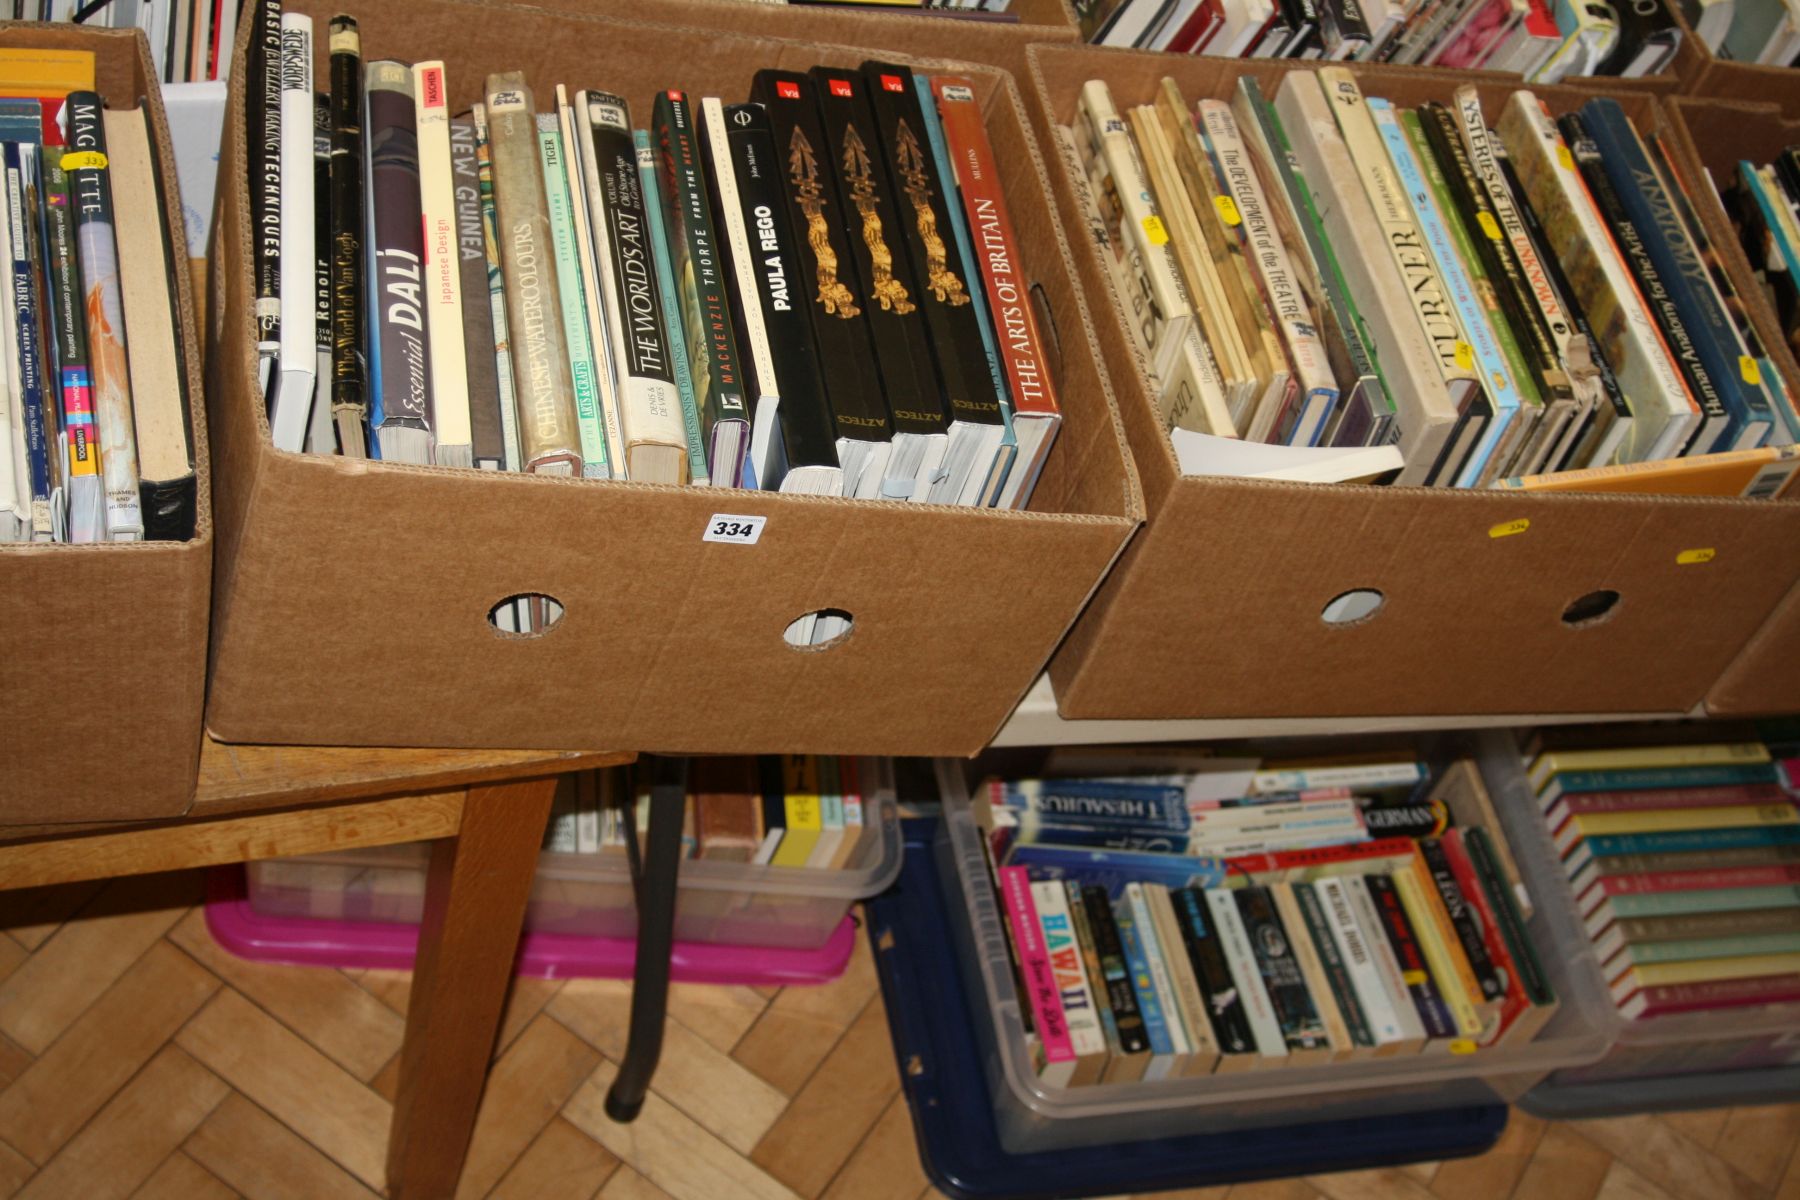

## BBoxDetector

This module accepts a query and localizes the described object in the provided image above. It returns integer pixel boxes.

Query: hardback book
[3,140,53,543]
[106,104,195,541]
[1611,952,1800,1007]
[1541,762,1779,805]
[1616,971,1800,1020]
[1584,886,1800,942]
[1582,864,1800,919]
[483,72,582,475]
[472,104,525,473]
[326,16,367,460]
[694,757,762,861]
[755,69,894,501]
[271,11,316,454]
[536,109,611,480]
[1036,880,1112,1084]
[249,0,281,391]
[1142,884,1222,1075]
[932,76,1060,509]
[863,62,1013,505]
[653,90,751,487]
[65,90,142,540]
[37,151,101,541]
[1318,875,1425,1054]
[553,85,618,479]
[635,130,708,487]
[309,93,334,456]
[1498,444,1800,496]
[578,91,688,485]
[412,61,472,468]
[1565,825,1800,878]
[1206,886,1290,1065]
[1531,741,1770,790]
[363,62,433,465]
[1273,72,1458,483]
[449,117,505,471]
[1593,906,1800,963]
[1573,839,1800,897]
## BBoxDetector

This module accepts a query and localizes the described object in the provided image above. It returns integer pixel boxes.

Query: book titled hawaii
[998,867,1076,1083]
[929,76,1059,510]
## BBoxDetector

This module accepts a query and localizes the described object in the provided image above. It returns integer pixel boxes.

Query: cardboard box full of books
[203,2,1141,756]
[0,24,210,825]
[1026,46,1800,723]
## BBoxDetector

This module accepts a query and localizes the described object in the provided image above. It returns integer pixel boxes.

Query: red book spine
[1443,831,1528,1039]
[1625,972,1800,1018]
[1225,835,1416,877]
[1561,784,1791,815]
[1588,863,1800,898]
[930,75,1059,420]
[1168,0,1225,51]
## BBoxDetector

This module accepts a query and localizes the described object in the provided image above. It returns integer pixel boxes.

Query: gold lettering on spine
[787,127,858,318]
[842,124,913,314]
[894,118,968,306]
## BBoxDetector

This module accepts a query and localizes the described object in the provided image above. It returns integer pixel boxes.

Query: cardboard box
[1026,46,1800,721]
[498,0,1078,79]
[0,24,211,824]
[1666,95,1800,719]
[204,1,1141,756]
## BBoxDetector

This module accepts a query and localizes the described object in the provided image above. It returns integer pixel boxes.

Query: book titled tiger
[483,72,582,475]
[364,62,433,465]
[930,75,1060,510]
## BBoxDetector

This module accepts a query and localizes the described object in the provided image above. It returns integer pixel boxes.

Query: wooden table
[0,738,633,1199]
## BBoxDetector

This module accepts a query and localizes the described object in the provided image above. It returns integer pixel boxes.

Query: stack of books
[1080,0,1685,82]
[0,48,196,545]
[1695,0,1800,64]
[543,756,879,870]
[1535,732,1800,1020]
[8,0,233,85]
[1058,69,1800,497]
[978,751,1558,1084]
[1725,149,1800,396]
[248,2,1059,519]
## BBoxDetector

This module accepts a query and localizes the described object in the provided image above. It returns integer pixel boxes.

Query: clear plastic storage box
[932,741,1619,1154]
[247,786,903,951]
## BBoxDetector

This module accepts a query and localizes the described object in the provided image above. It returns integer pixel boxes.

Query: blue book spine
[1003,843,1227,898]
[995,780,1193,833]
[1113,901,1172,1058]
[1585,824,1800,857]
[1368,98,1521,486]
[1017,818,1194,854]
[6,142,51,535]
[1581,99,1775,451]
[634,128,707,486]
[1556,763,1780,793]
[915,73,1015,504]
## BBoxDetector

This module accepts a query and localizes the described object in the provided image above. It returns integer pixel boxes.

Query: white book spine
[1275,73,1454,485]
[1128,883,1192,1057]
[1206,887,1289,1062]
[1074,80,1193,388]
[0,169,21,542]
[1145,884,1221,1067]
[702,96,780,490]
[1316,876,1405,1049]
[412,62,471,468]
[558,85,623,479]
[1343,876,1429,1049]
[1198,99,1337,445]
[1034,882,1109,1059]
[272,12,316,453]
[1496,93,1695,462]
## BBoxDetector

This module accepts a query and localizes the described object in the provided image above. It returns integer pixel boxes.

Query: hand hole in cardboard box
[1561,590,1622,629]
[488,594,565,638]
[784,609,855,651]
[1321,589,1385,626]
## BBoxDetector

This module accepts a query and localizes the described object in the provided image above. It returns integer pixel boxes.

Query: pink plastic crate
[205,868,858,985]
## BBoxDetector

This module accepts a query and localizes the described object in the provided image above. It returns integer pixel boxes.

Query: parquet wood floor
[0,869,1793,1200]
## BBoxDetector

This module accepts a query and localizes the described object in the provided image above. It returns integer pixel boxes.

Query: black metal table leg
[605,755,688,1123]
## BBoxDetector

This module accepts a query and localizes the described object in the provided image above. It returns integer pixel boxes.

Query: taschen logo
[777,80,800,100]
[828,78,853,98]
[881,74,905,93]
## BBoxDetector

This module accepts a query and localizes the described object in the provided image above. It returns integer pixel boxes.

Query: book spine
[635,130,706,487]
[1112,896,1175,1063]
[1129,884,1191,1058]
[272,12,316,452]
[1593,844,1800,875]
[1068,885,1125,1056]
[251,0,281,360]
[1227,836,1419,882]
[413,62,470,467]
[1615,908,1800,943]
[999,868,1073,1067]
[38,152,99,540]
[1592,883,1800,924]
[484,74,582,475]
[1321,876,1412,1047]
[583,91,686,480]
[534,114,608,479]
[654,91,750,486]
[1583,825,1800,858]
[1146,884,1220,1065]
[1206,887,1288,1060]
[1002,842,1227,898]
[1171,886,1256,1054]
[1563,803,1797,837]
[551,88,620,480]
[1623,973,1800,1019]
[311,95,333,454]
[5,144,51,539]
[450,118,502,470]
[1590,863,1800,896]
[1363,873,1456,1038]
[65,92,141,540]
[1421,839,1504,1003]
[998,780,1192,830]
[326,17,366,458]
[1393,864,1485,1039]
[1612,932,1800,966]
[1036,882,1109,1060]
[1561,784,1790,814]
[1235,885,1332,1055]
[472,104,522,472]
[363,64,431,461]
[1294,881,1377,1048]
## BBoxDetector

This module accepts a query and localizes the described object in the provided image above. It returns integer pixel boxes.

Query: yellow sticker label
[1402,970,1428,986]
[1213,194,1242,227]
[1489,518,1531,539]
[1454,341,1474,371]
[1141,214,1169,246]
[1556,143,1575,171]
[1677,547,1717,565]
[59,150,106,171]
[1477,211,1503,242]
[1449,1039,1479,1056]
[1742,355,1763,386]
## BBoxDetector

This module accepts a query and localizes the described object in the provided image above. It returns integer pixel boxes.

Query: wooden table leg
[385,775,557,1199]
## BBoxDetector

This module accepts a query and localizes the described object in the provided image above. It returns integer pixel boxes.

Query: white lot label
[703,514,766,545]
